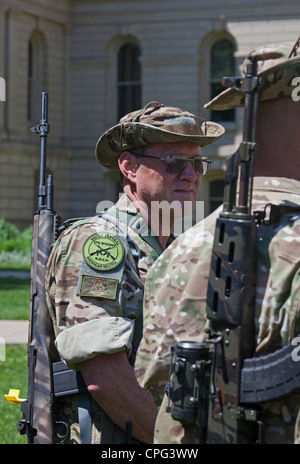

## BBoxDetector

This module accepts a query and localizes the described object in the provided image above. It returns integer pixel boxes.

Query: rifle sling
[102,207,164,259]
[78,394,92,444]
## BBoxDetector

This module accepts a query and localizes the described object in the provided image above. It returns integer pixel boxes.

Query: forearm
[80,351,157,443]
[94,377,157,443]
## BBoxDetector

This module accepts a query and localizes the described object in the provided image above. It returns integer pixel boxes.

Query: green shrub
[0,218,32,268]
[0,217,19,241]
[0,218,32,254]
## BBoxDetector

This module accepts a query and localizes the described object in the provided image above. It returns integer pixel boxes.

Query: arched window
[210,39,235,122]
[27,31,46,122]
[117,44,141,119]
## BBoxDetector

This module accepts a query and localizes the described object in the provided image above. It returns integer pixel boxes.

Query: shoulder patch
[78,275,118,299]
[83,232,125,271]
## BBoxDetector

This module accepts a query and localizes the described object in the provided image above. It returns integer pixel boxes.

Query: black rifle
[166,52,300,444]
[205,53,300,442]
[17,92,62,443]
[204,57,261,443]
[166,59,261,444]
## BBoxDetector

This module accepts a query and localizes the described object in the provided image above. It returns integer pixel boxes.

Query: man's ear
[118,152,138,183]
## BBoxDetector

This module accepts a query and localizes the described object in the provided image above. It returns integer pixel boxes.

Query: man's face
[134,141,202,209]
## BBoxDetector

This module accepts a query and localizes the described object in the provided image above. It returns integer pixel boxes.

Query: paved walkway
[0,270,30,279]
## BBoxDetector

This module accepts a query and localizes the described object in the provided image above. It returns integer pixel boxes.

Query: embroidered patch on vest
[78,275,118,299]
[82,232,125,271]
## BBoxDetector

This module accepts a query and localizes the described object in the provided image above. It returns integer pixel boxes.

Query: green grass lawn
[0,221,35,443]
[0,278,30,320]
[0,277,30,320]
[0,344,28,444]
[0,273,30,444]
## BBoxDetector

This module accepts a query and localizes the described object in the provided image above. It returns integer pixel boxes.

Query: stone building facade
[0,0,299,229]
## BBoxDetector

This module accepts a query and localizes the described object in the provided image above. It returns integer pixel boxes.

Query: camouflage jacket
[45,193,168,444]
[135,176,300,444]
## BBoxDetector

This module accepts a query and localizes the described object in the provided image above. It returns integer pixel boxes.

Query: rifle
[166,57,261,444]
[166,50,300,444]
[16,92,62,443]
[5,92,96,444]
[204,57,261,444]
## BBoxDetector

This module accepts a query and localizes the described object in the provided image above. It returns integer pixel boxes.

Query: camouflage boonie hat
[96,102,225,170]
[205,38,300,111]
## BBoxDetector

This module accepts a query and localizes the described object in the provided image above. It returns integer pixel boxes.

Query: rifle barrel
[36,92,50,210]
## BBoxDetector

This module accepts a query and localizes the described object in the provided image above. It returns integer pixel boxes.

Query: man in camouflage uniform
[135,40,300,444]
[45,102,224,444]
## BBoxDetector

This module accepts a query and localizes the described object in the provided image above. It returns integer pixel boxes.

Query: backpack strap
[103,206,164,260]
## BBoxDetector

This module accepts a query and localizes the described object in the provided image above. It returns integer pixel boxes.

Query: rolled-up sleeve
[55,317,135,370]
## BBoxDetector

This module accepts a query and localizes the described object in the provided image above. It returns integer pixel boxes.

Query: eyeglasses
[132,153,212,175]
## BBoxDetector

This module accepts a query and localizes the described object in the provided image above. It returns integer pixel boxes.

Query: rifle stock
[18,93,61,443]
